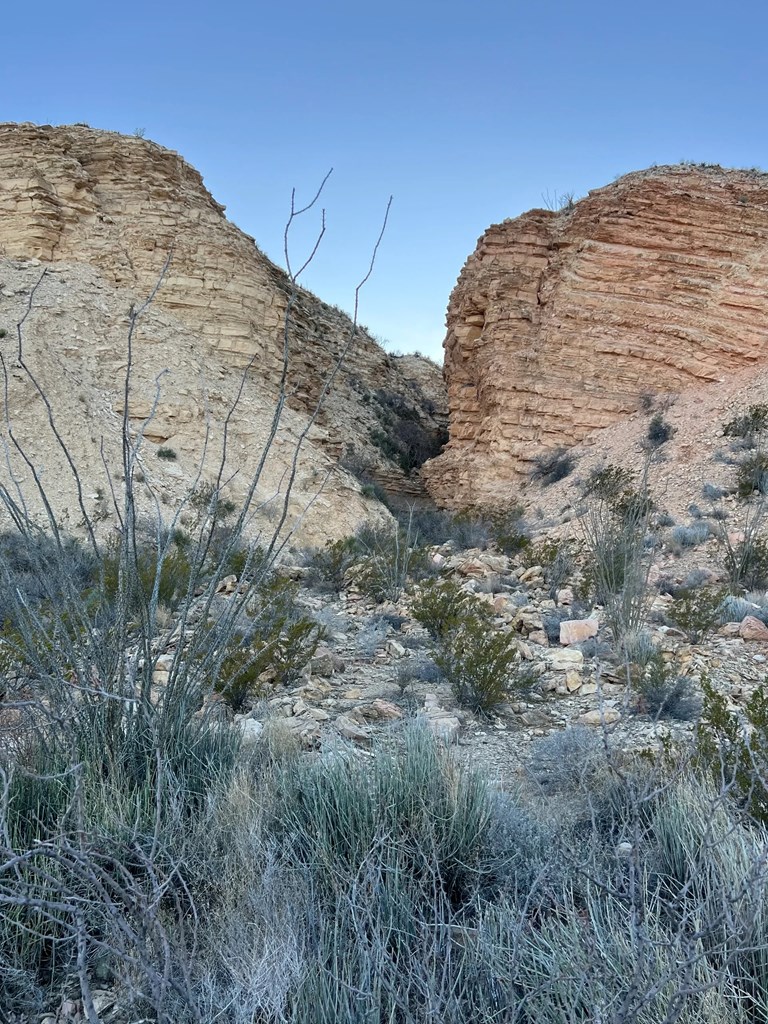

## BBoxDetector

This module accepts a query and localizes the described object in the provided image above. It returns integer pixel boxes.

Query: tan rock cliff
[0,123,446,542]
[423,165,768,508]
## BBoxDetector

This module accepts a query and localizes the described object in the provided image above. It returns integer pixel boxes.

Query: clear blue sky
[3,0,767,360]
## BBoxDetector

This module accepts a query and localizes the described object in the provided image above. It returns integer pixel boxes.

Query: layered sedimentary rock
[423,165,768,507]
[0,123,445,540]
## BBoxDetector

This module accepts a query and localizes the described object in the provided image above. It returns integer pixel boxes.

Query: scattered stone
[556,587,575,606]
[519,565,544,583]
[310,649,346,676]
[559,618,599,646]
[238,718,264,745]
[527,630,549,646]
[424,712,461,744]
[334,714,373,746]
[386,639,406,658]
[739,616,768,642]
[565,670,582,692]
[579,708,621,727]
[357,698,404,721]
[546,648,584,671]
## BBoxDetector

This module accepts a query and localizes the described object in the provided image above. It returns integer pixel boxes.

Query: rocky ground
[195,537,768,791]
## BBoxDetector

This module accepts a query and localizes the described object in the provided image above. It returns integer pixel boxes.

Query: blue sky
[3,0,767,360]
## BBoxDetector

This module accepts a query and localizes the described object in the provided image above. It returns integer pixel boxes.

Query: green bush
[101,532,194,613]
[667,586,728,643]
[634,653,700,721]
[724,535,768,590]
[411,578,490,639]
[736,452,768,497]
[723,403,768,447]
[157,445,177,460]
[210,579,324,711]
[696,677,768,824]
[432,614,525,713]
[307,535,360,592]
[354,522,431,602]
[647,412,675,448]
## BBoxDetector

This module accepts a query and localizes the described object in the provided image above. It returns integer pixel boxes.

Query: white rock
[239,719,264,745]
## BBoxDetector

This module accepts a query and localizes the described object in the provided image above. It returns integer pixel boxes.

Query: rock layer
[0,123,446,539]
[423,165,768,507]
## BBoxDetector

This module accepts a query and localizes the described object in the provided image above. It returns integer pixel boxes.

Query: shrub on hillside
[723,403,768,447]
[432,614,528,713]
[723,535,768,591]
[667,586,728,643]
[531,447,575,485]
[736,452,768,498]
[411,577,490,639]
[671,521,711,549]
[647,412,675,448]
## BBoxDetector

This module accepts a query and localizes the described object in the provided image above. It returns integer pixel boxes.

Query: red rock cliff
[423,165,768,507]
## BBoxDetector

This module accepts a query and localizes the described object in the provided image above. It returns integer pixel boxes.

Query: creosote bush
[208,579,324,712]
[667,586,728,644]
[696,678,768,824]
[410,577,490,639]
[646,411,675,448]
[736,451,768,497]
[432,613,527,713]
[530,446,575,485]
[634,652,700,721]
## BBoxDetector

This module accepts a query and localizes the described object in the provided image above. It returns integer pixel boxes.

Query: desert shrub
[635,653,700,721]
[703,482,728,501]
[354,521,431,602]
[483,503,530,556]
[521,537,578,597]
[306,535,360,592]
[531,447,575,485]
[0,530,100,630]
[369,390,447,475]
[528,727,608,795]
[581,460,657,646]
[411,577,490,639]
[719,594,758,624]
[581,464,635,504]
[723,403,768,447]
[696,678,768,824]
[395,652,442,687]
[101,530,195,613]
[736,452,768,497]
[622,628,658,667]
[671,521,711,548]
[391,506,461,546]
[724,535,768,591]
[188,480,237,523]
[647,412,675,448]
[157,445,177,460]
[208,579,324,711]
[667,587,728,643]
[432,614,525,713]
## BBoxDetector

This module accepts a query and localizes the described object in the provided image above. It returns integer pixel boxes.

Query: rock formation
[0,123,446,542]
[423,165,768,508]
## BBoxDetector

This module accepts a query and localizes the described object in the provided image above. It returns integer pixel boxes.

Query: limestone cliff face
[0,123,446,538]
[423,165,768,507]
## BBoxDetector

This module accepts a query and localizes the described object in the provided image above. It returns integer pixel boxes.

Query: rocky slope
[424,164,768,508]
[0,123,446,543]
